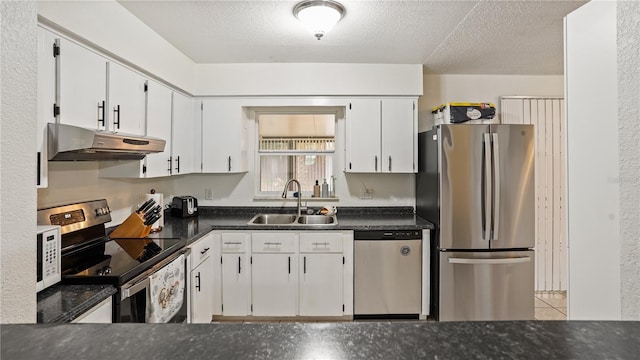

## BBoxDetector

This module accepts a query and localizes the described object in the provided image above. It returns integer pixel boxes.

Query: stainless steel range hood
[48,123,166,161]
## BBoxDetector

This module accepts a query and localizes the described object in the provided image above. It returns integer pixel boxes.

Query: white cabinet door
[37,27,57,187]
[201,98,247,173]
[251,253,298,317]
[72,297,113,323]
[145,81,173,177]
[221,253,250,316]
[107,62,146,135]
[57,37,107,130]
[381,98,416,173]
[299,254,344,316]
[346,99,381,172]
[190,255,214,323]
[172,92,196,174]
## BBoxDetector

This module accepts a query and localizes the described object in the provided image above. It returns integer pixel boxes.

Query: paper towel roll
[144,193,164,232]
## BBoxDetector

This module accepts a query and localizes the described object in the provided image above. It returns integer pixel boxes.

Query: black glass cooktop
[61,237,184,286]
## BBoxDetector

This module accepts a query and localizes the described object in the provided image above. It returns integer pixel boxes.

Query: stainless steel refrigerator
[416,124,535,321]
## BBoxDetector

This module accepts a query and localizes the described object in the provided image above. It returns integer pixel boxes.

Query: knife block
[109,212,152,239]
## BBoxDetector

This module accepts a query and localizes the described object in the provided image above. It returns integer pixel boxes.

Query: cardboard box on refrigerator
[432,102,497,125]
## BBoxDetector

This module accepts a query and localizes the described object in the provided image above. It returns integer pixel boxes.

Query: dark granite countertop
[148,206,434,245]
[41,207,430,323]
[36,284,116,323]
[3,321,639,359]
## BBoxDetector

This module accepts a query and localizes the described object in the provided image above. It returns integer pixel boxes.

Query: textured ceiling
[117,0,586,75]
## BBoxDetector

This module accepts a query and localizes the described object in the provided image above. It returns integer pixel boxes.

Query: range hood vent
[48,123,166,161]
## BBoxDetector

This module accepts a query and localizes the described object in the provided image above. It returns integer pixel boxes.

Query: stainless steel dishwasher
[354,230,422,318]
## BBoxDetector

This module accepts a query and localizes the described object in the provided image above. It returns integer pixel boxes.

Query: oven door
[118,249,189,323]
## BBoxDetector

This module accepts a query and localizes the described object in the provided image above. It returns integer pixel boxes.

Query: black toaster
[170,196,199,218]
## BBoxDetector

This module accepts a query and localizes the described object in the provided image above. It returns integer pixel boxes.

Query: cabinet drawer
[221,233,248,253]
[252,232,296,253]
[299,232,343,253]
[190,233,215,267]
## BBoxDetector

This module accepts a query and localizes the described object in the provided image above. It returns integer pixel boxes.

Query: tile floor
[534,291,567,320]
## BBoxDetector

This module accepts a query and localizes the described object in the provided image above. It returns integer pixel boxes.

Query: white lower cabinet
[216,230,352,319]
[299,232,346,317]
[251,232,298,317]
[190,257,215,323]
[188,233,216,323]
[221,233,251,316]
[299,254,344,316]
[72,297,113,323]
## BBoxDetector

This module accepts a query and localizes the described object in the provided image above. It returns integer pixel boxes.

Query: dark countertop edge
[198,206,416,216]
[38,285,117,324]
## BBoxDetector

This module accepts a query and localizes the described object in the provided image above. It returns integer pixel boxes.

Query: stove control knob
[103,266,112,275]
[96,269,104,276]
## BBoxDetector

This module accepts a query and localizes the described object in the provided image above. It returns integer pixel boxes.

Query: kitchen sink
[247,214,338,226]
[248,214,298,225]
[296,215,337,225]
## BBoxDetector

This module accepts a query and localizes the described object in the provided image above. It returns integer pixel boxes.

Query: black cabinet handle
[167,156,172,174]
[200,247,210,255]
[175,156,180,173]
[195,272,201,291]
[113,104,120,129]
[98,101,105,127]
[303,256,306,274]
[238,256,241,274]
[288,256,291,274]
[375,156,378,171]
[389,156,392,172]
[228,156,232,172]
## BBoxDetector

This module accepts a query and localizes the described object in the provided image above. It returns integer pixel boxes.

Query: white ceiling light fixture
[293,0,346,40]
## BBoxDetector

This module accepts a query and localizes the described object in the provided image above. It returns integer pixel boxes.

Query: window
[257,113,335,195]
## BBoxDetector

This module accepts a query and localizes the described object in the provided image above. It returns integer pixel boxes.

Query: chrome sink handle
[282,178,302,219]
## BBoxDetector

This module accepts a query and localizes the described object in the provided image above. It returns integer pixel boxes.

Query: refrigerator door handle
[448,257,531,265]
[483,133,493,241]
[491,133,501,241]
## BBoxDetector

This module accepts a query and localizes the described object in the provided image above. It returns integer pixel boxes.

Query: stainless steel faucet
[282,178,302,218]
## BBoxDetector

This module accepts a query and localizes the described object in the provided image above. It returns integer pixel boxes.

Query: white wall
[419,74,564,131]
[195,63,423,96]
[37,163,176,227]
[37,0,195,93]
[565,0,621,320]
[617,0,640,320]
[1,1,38,323]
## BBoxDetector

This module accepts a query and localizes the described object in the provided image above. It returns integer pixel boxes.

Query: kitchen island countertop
[3,321,639,359]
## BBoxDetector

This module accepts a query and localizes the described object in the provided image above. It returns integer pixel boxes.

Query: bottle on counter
[313,180,320,197]
[321,178,329,198]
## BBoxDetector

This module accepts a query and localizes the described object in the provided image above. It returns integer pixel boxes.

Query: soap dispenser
[321,179,329,198]
[313,180,320,197]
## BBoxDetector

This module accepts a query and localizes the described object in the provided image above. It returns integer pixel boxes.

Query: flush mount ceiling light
[293,0,345,40]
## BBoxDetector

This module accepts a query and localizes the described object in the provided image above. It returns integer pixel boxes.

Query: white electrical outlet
[204,188,213,200]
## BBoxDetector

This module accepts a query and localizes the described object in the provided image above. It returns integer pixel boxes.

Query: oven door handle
[121,277,150,300]
[120,247,189,301]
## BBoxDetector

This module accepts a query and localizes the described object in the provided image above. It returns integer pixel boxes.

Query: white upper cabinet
[56,37,108,131]
[144,80,173,177]
[37,27,56,187]
[346,99,382,172]
[381,98,417,173]
[107,62,146,135]
[201,98,247,173]
[172,92,197,174]
[346,98,416,173]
